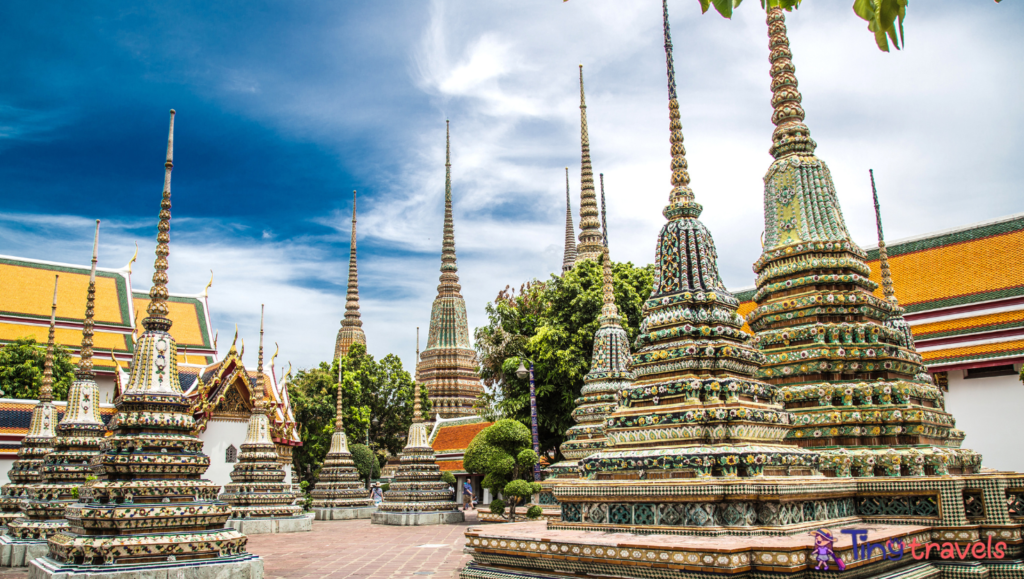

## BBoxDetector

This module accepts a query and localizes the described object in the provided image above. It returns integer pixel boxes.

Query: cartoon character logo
[812,529,846,571]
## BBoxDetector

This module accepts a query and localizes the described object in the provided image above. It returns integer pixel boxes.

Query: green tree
[288,344,430,486]
[350,443,380,488]
[441,471,457,485]
[363,352,430,459]
[0,338,74,401]
[464,419,541,521]
[474,259,653,461]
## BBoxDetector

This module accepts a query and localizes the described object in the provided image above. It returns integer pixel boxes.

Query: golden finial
[254,304,266,412]
[201,270,213,298]
[230,325,238,352]
[562,166,576,274]
[109,351,122,397]
[143,109,176,332]
[41,275,59,403]
[438,120,462,298]
[413,326,422,424]
[125,242,138,274]
[576,64,603,260]
[870,169,897,304]
[76,220,101,380]
[239,338,245,361]
[766,8,816,159]
[213,330,218,352]
[270,342,279,372]
[335,357,345,430]
[660,0,701,220]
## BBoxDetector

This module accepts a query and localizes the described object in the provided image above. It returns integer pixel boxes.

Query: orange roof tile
[432,421,492,452]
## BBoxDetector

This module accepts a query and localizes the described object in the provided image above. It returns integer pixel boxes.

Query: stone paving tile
[0,511,482,579]
[248,510,481,579]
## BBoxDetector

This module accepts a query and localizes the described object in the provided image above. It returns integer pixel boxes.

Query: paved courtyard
[0,510,480,579]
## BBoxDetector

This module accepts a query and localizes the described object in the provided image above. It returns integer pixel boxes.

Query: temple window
[226,444,238,463]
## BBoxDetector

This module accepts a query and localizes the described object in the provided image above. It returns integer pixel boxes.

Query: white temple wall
[945,368,1024,473]
[96,375,116,406]
[199,419,248,491]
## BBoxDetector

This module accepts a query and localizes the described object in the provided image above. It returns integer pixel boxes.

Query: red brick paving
[248,510,479,579]
[0,509,481,579]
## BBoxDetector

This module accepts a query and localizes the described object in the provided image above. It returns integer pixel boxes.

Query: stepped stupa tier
[561,167,577,274]
[574,66,604,263]
[4,223,106,560]
[221,307,307,533]
[750,8,979,476]
[0,277,61,532]
[372,371,462,525]
[539,246,634,516]
[334,191,367,360]
[309,364,375,520]
[30,111,260,578]
[418,122,482,419]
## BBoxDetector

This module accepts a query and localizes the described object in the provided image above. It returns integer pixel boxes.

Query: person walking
[371,482,384,506]
[462,480,474,511]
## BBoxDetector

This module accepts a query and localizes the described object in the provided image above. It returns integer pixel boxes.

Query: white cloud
[4,1,1022,373]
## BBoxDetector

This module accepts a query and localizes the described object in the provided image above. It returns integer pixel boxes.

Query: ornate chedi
[3,223,106,564]
[309,364,375,520]
[372,377,462,525]
[0,277,60,533]
[31,111,261,578]
[750,8,979,477]
[538,246,634,516]
[418,122,481,419]
[574,65,604,263]
[561,167,577,274]
[221,306,306,533]
[461,6,1024,579]
[333,191,367,360]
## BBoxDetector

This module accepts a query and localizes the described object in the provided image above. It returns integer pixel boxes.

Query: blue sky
[1,1,1022,373]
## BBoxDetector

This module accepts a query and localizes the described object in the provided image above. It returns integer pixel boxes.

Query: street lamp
[516,360,541,482]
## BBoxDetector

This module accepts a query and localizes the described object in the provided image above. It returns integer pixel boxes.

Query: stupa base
[28,553,263,579]
[0,535,48,567]
[461,521,1024,579]
[371,510,464,526]
[225,513,313,534]
[314,506,377,521]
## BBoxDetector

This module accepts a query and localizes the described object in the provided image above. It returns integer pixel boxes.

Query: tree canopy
[474,258,653,461]
[464,419,541,520]
[286,343,430,486]
[0,338,75,401]
[350,443,381,487]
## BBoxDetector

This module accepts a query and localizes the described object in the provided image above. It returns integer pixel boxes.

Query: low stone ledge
[371,510,465,526]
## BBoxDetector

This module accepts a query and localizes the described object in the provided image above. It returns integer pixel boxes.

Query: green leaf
[712,0,734,18]
[699,0,712,15]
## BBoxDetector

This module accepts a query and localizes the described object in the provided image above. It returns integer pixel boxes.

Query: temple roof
[428,415,492,474]
[0,254,216,374]
[736,212,1024,372]
[0,399,117,456]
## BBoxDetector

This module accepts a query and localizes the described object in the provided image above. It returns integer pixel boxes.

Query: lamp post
[516,360,541,482]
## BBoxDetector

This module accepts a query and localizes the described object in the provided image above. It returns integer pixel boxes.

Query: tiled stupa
[333,191,367,360]
[539,245,634,517]
[372,377,462,525]
[574,65,604,264]
[461,5,1024,579]
[2,223,106,565]
[221,307,307,533]
[30,110,261,578]
[309,364,375,521]
[749,8,980,477]
[0,277,60,534]
[561,167,577,274]
[417,122,481,419]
